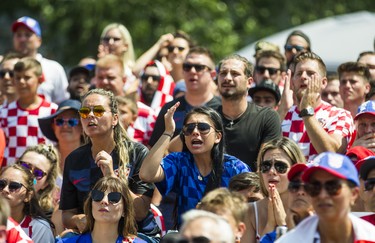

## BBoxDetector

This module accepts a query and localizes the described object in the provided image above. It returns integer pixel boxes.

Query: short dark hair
[337,62,371,83]
[186,46,215,69]
[174,30,195,48]
[357,51,375,62]
[255,50,286,71]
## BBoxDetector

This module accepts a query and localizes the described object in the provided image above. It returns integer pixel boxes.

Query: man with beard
[216,54,281,171]
[281,51,354,161]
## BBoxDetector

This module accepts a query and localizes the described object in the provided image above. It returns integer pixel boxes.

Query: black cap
[248,79,281,103]
[359,156,375,180]
[69,66,91,82]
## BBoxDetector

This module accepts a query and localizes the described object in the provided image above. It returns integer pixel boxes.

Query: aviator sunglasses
[0,69,14,78]
[284,44,306,52]
[288,181,306,193]
[0,179,26,192]
[364,178,375,191]
[141,74,161,82]
[79,105,106,119]
[255,66,280,75]
[17,161,47,180]
[260,160,289,174]
[54,118,79,127]
[182,63,211,72]
[303,180,344,197]
[91,189,122,204]
[182,122,215,136]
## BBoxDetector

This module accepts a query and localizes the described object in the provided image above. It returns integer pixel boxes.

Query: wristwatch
[299,106,314,118]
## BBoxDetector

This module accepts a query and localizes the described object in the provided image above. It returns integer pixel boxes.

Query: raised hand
[164,102,180,135]
[299,73,321,110]
[95,150,115,177]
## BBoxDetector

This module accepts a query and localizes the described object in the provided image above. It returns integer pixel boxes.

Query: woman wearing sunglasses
[0,164,55,242]
[276,152,375,242]
[60,89,159,240]
[140,103,250,228]
[58,176,147,243]
[38,99,84,172]
[242,137,305,243]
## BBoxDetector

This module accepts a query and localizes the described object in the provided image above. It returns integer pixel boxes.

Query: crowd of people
[0,15,375,242]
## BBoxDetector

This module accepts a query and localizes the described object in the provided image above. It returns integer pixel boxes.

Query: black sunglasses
[101,36,122,43]
[79,105,107,119]
[0,179,26,192]
[91,189,122,204]
[167,45,186,52]
[0,69,14,78]
[17,161,47,180]
[255,66,280,75]
[182,63,211,72]
[288,181,306,193]
[182,122,214,136]
[141,74,161,82]
[284,44,306,52]
[304,180,344,197]
[364,178,375,191]
[260,160,289,174]
[55,118,79,127]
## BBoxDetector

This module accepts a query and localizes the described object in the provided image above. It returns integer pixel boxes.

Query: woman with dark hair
[60,89,159,239]
[58,176,147,243]
[0,164,55,242]
[140,102,250,227]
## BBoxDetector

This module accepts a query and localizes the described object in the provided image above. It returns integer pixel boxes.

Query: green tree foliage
[1,0,374,67]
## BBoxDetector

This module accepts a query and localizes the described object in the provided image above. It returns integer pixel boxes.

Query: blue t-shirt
[57,232,148,243]
[155,152,250,224]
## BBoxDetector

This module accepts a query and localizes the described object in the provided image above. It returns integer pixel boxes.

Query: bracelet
[163,133,173,138]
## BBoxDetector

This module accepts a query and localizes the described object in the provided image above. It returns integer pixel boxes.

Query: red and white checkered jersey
[0,99,57,166]
[6,217,33,243]
[127,101,156,146]
[282,101,354,162]
[150,204,166,237]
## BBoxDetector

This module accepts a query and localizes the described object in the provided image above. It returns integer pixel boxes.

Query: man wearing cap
[12,16,69,104]
[281,51,354,161]
[276,152,375,242]
[248,79,281,109]
[67,66,92,101]
[357,156,375,225]
[338,61,371,117]
[351,100,375,152]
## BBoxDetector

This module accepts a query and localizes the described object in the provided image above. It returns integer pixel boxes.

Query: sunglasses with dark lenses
[101,37,122,43]
[284,44,306,52]
[91,189,122,204]
[54,118,79,127]
[303,180,344,197]
[0,69,14,78]
[260,160,289,174]
[174,236,211,243]
[182,63,210,72]
[141,74,161,82]
[182,122,213,136]
[364,178,375,191]
[255,66,280,75]
[0,179,25,192]
[288,181,306,193]
[18,161,47,180]
[79,106,106,119]
[167,45,186,52]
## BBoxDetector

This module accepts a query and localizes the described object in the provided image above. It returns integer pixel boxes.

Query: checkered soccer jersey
[155,152,250,225]
[0,99,57,166]
[282,101,354,162]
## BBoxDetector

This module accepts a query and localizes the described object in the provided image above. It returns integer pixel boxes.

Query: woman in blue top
[140,102,250,227]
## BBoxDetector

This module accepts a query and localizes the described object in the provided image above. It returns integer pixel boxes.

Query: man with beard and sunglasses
[216,54,281,171]
[276,152,375,242]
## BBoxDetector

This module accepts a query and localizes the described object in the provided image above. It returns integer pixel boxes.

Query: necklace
[223,109,246,127]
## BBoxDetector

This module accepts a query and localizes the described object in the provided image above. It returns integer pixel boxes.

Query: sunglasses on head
[17,161,47,180]
[182,63,211,72]
[0,179,26,192]
[288,181,305,193]
[284,44,306,52]
[364,178,375,191]
[182,122,214,136]
[141,74,161,82]
[0,69,14,78]
[79,106,107,119]
[255,66,280,75]
[101,36,122,43]
[54,118,79,127]
[167,45,186,52]
[91,189,122,204]
[303,179,344,197]
[260,160,289,174]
